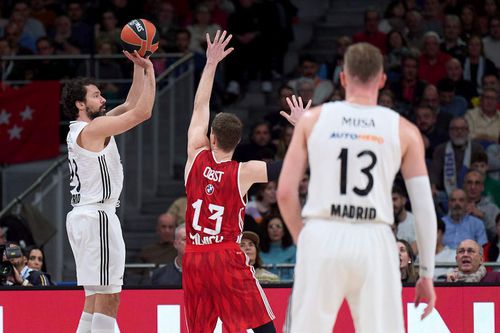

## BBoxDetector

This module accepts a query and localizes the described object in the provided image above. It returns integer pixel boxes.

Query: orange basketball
[120,18,159,57]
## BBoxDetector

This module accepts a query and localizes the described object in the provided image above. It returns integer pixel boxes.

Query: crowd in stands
[1,0,500,285]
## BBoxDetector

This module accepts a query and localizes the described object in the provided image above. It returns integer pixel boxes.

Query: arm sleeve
[266,160,283,181]
[405,175,437,278]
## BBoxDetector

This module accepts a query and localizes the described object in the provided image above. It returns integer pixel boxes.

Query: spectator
[437,78,468,117]
[274,124,293,160]
[418,32,451,85]
[186,4,221,54]
[486,134,500,180]
[440,15,466,60]
[405,9,425,49]
[483,16,500,70]
[422,0,444,35]
[12,1,46,41]
[203,0,231,30]
[172,28,205,81]
[151,224,186,286]
[378,0,407,33]
[287,55,333,106]
[384,29,409,80]
[415,105,448,161]
[421,84,453,129]
[389,55,426,114]
[266,0,297,78]
[442,189,488,249]
[94,10,121,51]
[26,246,46,272]
[446,239,500,282]
[463,169,500,240]
[484,214,500,266]
[470,152,500,206]
[378,89,396,110]
[434,219,457,281]
[239,231,279,283]
[151,1,179,51]
[166,196,187,226]
[51,15,82,54]
[445,58,478,105]
[430,117,484,196]
[479,0,500,35]
[264,84,294,139]
[259,215,296,279]
[30,0,57,31]
[465,88,500,144]
[34,36,70,80]
[460,4,482,41]
[330,36,352,86]
[392,186,417,254]
[4,20,35,54]
[137,213,177,264]
[77,40,124,99]
[462,35,497,94]
[245,181,278,224]
[225,0,274,97]
[352,8,387,53]
[397,239,418,283]
[233,121,276,162]
[0,37,27,81]
[101,0,142,27]
[2,242,50,286]
[66,1,92,53]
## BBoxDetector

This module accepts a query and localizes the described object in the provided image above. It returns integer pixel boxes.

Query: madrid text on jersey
[330,203,377,220]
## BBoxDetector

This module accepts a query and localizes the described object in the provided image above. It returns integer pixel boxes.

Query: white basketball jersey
[302,101,401,225]
[66,121,123,207]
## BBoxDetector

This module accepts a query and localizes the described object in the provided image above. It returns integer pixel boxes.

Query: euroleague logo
[205,184,215,195]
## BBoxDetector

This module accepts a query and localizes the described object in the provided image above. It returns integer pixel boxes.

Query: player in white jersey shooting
[277,43,437,333]
[62,51,155,333]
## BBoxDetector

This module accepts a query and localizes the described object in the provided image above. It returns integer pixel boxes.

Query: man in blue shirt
[442,189,487,248]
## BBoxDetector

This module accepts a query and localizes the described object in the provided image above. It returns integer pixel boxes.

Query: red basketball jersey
[185,149,246,247]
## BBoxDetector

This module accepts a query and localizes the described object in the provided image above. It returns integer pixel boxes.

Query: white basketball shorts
[66,204,125,288]
[286,220,404,333]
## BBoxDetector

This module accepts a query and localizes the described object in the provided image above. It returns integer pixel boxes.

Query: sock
[76,312,92,333]
[252,321,276,333]
[91,313,116,333]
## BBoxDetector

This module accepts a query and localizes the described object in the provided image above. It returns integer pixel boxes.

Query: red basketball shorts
[183,243,275,332]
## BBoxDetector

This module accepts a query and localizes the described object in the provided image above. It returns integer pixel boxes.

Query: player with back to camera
[63,48,155,333]
[182,30,308,333]
[277,42,437,333]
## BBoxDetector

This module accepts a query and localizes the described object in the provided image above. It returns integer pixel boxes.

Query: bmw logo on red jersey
[205,184,214,195]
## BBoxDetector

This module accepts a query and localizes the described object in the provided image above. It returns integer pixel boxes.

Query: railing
[1,53,194,282]
[121,261,500,286]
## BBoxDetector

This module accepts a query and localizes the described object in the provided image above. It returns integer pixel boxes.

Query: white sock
[76,312,92,333]
[91,313,116,333]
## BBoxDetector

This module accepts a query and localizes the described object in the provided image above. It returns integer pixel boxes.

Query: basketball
[120,18,159,57]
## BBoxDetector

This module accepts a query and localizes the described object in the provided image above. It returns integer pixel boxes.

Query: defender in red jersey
[182,31,303,333]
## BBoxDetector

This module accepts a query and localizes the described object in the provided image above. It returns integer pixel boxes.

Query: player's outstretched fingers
[222,34,232,47]
[219,30,227,43]
[280,111,292,123]
[214,30,221,43]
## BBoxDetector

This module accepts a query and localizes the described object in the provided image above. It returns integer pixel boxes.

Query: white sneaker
[261,81,273,93]
[226,80,240,95]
